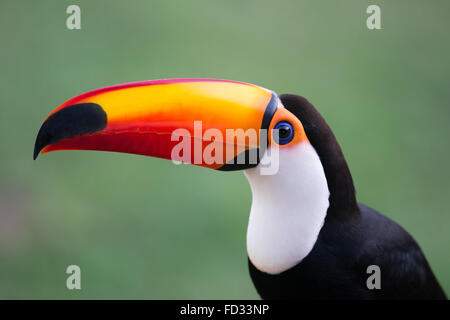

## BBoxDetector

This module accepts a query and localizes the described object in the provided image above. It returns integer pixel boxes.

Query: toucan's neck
[279,94,359,220]
[245,142,330,274]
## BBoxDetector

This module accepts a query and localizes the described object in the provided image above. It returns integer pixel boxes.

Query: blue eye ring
[273,121,294,145]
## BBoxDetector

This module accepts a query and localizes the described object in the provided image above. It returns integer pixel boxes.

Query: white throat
[244,142,330,275]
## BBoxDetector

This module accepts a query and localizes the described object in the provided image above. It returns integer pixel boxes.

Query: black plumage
[249,94,446,300]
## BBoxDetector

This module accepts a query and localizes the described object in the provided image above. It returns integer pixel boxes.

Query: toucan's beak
[34,79,278,170]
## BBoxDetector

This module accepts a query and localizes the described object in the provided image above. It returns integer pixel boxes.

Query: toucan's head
[34,79,309,172]
[34,78,355,275]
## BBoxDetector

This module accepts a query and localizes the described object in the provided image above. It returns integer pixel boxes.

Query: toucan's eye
[273,121,294,145]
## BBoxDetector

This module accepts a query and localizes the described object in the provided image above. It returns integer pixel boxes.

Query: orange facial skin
[268,107,309,148]
[36,79,277,170]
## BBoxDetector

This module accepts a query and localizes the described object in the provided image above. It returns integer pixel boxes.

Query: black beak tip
[33,126,47,160]
[32,103,108,161]
[33,144,40,160]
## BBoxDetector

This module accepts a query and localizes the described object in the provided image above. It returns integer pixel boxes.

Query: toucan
[34,78,446,299]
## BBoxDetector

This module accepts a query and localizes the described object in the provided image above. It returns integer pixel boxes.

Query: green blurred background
[0,0,449,299]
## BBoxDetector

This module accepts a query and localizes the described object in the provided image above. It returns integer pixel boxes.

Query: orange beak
[34,79,278,170]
